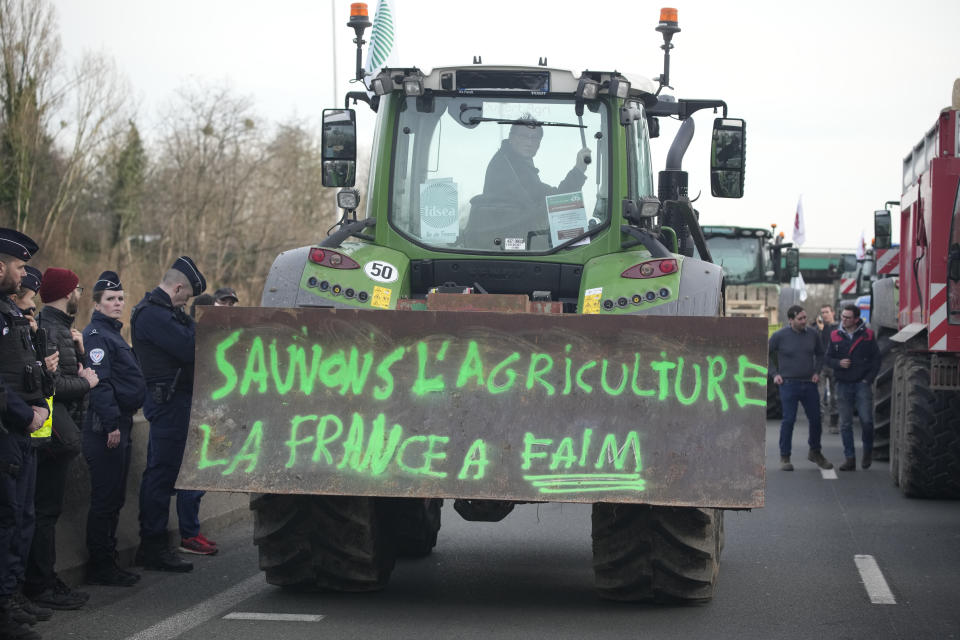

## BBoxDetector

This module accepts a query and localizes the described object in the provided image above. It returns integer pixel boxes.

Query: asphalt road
[36,420,960,640]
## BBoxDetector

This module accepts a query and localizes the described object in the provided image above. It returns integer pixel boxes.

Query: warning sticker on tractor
[370,286,392,309]
[582,287,602,314]
[181,308,768,508]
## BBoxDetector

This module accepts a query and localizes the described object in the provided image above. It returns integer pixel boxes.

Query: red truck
[874,79,960,498]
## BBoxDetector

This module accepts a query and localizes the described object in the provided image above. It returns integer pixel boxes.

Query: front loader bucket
[178,307,767,509]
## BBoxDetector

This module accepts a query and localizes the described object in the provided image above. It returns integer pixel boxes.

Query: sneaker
[195,533,217,548]
[86,561,139,587]
[839,457,856,471]
[142,547,193,572]
[7,598,35,626]
[780,455,794,471]
[862,451,873,469]
[13,592,52,622]
[28,583,85,611]
[808,449,834,470]
[54,578,89,602]
[0,607,39,640]
[179,536,219,555]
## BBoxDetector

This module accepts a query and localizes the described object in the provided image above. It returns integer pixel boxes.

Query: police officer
[132,257,205,572]
[12,267,42,331]
[0,228,51,640]
[82,271,146,587]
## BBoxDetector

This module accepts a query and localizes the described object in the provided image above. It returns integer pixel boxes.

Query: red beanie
[39,267,79,303]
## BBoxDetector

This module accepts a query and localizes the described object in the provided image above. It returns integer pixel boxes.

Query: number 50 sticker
[364,260,399,283]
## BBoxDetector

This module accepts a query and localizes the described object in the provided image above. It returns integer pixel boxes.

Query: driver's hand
[575,148,591,172]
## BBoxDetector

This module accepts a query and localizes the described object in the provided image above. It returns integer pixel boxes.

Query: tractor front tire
[382,498,443,558]
[251,493,396,591]
[592,504,723,602]
[895,354,960,498]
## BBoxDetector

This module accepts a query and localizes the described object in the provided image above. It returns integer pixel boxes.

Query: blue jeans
[836,380,874,459]
[778,380,823,457]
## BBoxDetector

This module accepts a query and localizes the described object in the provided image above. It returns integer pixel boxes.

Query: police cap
[171,256,206,297]
[0,227,39,261]
[94,270,123,292]
[21,266,42,293]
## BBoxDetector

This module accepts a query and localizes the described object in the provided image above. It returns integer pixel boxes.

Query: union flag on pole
[856,230,867,259]
[792,196,805,246]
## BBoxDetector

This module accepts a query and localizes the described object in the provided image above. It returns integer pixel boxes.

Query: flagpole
[331,2,338,106]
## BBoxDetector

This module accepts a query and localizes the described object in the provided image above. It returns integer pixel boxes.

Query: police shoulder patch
[90,348,106,364]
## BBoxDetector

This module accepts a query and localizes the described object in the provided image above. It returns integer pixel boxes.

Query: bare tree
[0,0,130,248]
[146,80,266,284]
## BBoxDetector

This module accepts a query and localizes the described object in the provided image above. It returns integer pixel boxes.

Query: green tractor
[181,6,767,603]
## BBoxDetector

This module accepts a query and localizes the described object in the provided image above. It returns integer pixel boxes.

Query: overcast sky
[54,0,960,250]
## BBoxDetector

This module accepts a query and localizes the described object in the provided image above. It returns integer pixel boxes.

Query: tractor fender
[629,257,724,317]
[262,246,311,307]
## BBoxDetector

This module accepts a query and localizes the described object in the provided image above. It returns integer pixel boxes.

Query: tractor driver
[481,121,590,213]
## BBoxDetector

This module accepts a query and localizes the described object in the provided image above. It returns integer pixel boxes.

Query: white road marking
[123,574,269,640]
[821,468,838,480]
[224,612,325,622]
[854,555,897,604]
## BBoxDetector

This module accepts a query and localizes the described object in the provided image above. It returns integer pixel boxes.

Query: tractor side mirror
[874,209,892,249]
[785,247,800,279]
[710,118,745,198]
[322,108,357,187]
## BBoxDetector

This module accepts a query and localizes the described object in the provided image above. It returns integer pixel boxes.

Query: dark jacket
[467,141,587,246]
[83,311,146,432]
[818,321,838,370]
[131,287,195,392]
[37,306,89,420]
[827,320,881,384]
[0,375,34,434]
[482,140,587,208]
[0,295,48,434]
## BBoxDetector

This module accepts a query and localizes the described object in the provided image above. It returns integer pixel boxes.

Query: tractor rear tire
[251,493,396,591]
[894,354,960,498]
[889,351,905,487]
[766,376,782,420]
[871,332,896,461]
[382,498,443,558]
[591,504,723,602]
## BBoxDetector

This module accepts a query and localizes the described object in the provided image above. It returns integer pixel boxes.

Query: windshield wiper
[467,116,585,129]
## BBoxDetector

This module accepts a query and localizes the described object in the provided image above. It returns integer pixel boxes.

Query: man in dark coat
[827,304,881,471]
[466,121,590,248]
[25,268,98,609]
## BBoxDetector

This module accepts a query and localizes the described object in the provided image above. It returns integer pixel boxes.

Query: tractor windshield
[701,235,768,285]
[390,96,611,253]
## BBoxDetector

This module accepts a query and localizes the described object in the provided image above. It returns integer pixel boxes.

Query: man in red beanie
[28,269,98,610]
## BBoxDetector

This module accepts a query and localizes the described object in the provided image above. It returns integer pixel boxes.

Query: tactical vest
[0,296,44,404]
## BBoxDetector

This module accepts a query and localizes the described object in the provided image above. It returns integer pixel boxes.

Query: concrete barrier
[53,416,250,584]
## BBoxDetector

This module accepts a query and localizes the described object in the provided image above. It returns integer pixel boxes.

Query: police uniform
[81,272,146,587]
[0,228,51,638]
[131,257,205,572]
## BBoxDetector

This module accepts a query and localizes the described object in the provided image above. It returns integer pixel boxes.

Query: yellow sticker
[371,286,393,309]
[582,287,602,315]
